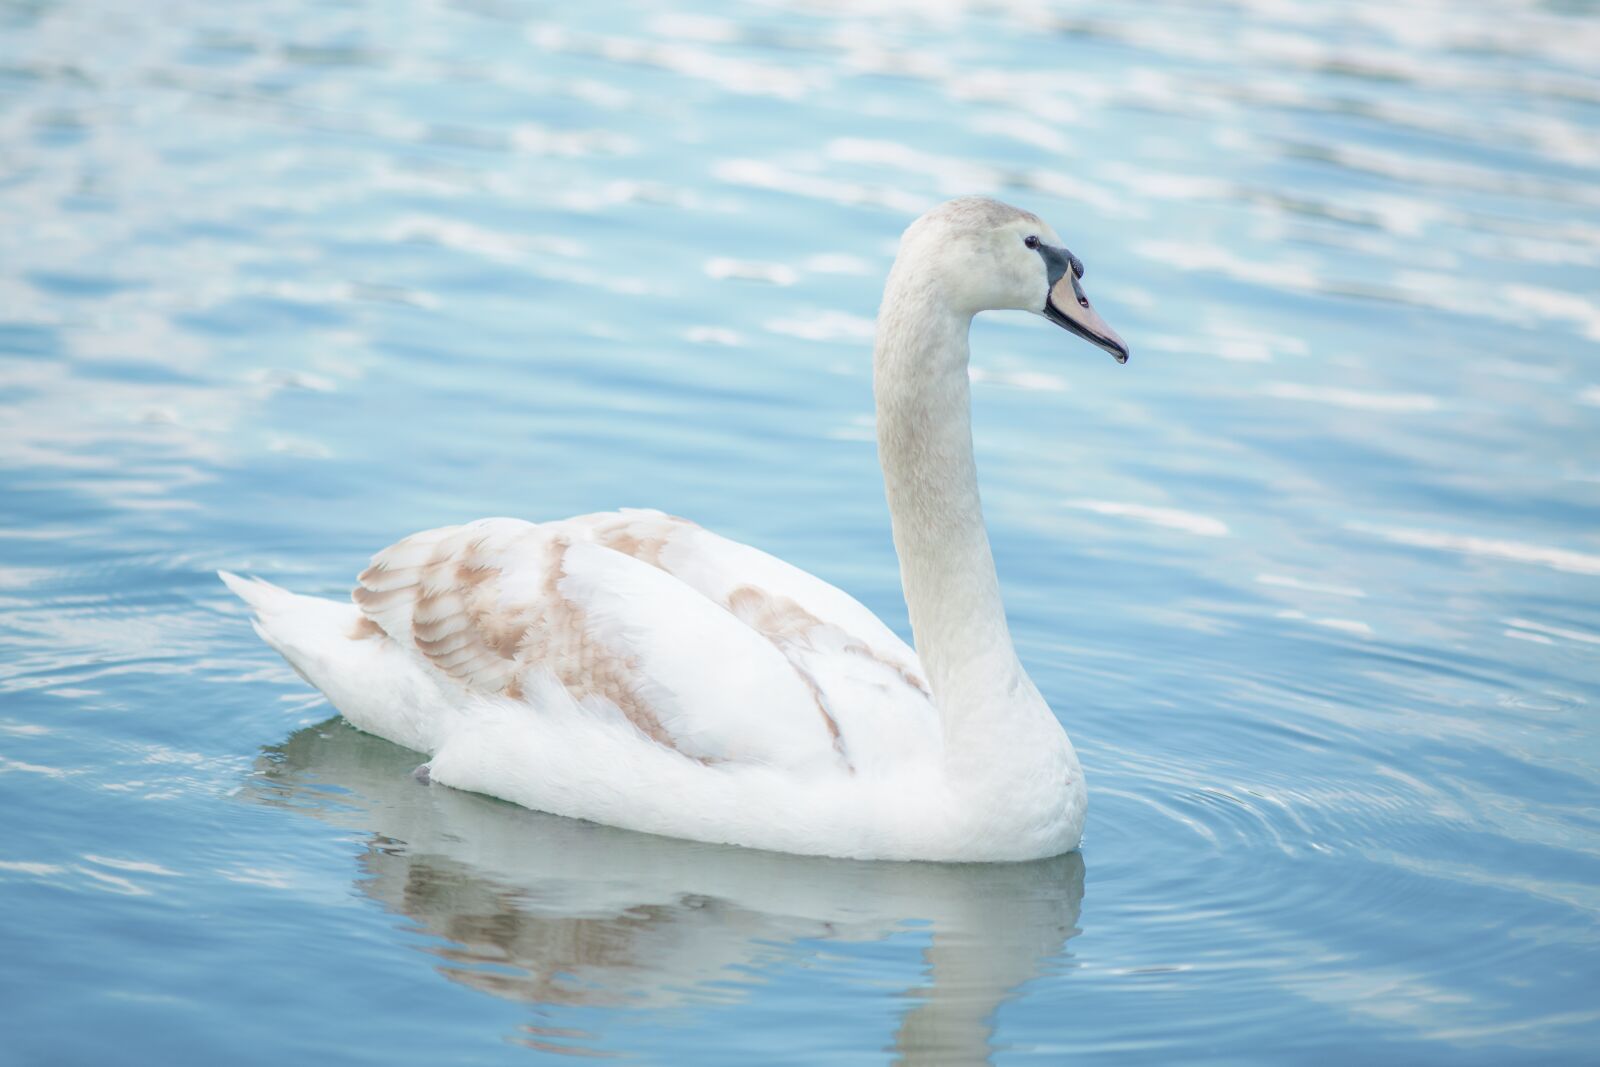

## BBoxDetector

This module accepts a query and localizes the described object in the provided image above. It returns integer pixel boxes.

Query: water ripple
[1,0,1596,1061]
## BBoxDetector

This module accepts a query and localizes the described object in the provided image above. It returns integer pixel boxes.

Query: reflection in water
[247,720,1085,1062]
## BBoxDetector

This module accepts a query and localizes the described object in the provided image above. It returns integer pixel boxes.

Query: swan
[221,196,1129,862]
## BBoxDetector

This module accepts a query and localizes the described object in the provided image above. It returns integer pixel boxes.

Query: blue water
[2,0,1597,1061]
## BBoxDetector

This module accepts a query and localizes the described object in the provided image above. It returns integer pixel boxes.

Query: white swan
[222,196,1128,862]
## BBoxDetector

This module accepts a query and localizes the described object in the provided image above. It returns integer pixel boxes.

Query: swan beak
[1043,274,1128,363]
[1039,249,1128,363]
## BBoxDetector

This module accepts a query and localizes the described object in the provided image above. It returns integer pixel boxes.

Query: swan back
[348,511,939,775]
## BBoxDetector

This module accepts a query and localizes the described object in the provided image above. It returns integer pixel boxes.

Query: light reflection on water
[1,0,1597,1062]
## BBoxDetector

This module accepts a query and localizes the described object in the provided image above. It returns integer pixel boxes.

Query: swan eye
[1023,234,1040,250]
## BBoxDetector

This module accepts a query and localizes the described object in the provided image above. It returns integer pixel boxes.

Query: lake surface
[2,0,1597,1062]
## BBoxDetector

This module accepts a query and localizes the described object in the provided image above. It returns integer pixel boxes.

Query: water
[1,0,1597,1061]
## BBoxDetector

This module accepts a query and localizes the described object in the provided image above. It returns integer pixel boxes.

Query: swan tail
[220,570,447,754]
[218,570,365,687]
[219,570,303,618]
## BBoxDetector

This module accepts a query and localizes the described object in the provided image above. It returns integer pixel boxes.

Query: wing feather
[570,510,940,771]
[351,516,859,769]
[578,511,930,695]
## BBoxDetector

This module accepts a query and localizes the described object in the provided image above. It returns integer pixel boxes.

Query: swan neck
[873,270,1026,731]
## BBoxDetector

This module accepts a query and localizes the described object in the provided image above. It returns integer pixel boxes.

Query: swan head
[899,196,1129,363]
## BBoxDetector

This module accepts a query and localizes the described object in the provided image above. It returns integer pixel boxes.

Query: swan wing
[570,510,927,686]
[353,511,939,774]
[353,517,848,770]
[564,510,941,771]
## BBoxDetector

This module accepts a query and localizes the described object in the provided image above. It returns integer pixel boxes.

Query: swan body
[223,196,1128,862]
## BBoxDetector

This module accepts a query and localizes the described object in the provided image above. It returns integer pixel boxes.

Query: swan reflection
[248,720,1085,1062]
